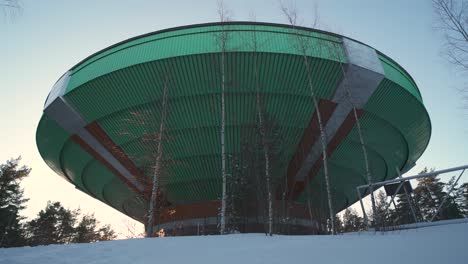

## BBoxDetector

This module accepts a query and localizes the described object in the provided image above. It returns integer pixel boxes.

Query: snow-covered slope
[1,221,467,264]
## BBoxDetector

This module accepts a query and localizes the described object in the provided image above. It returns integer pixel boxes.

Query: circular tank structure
[36,22,431,235]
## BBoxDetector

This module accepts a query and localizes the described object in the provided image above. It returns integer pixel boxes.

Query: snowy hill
[1,221,467,264]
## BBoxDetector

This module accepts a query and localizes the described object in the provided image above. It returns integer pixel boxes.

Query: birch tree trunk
[250,26,274,236]
[217,0,230,234]
[329,42,378,227]
[281,5,336,234]
[220,46,227,234]
[146,78,169,237]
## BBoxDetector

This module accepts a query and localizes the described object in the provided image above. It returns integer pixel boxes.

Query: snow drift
[1,220,467,264]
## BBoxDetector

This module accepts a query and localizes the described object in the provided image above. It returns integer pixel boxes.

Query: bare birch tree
[327,41,378,227]
[146,76,170,237]
[246,19,274,236]
[433,0,468,70]
[280,4,336,234]
[433,0,468,104]
[216,0,231,235]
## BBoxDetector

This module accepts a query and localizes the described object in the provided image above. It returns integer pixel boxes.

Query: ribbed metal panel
[378,55,422,102]
[353,113,408,179]
[36,115,71,179]
[81,159,115,201]
[102,178,136,212]
[62,50,344,204]
[365,78,431,170]
[60,140,93,191]
[67,24,344,93]
[298,77,431,208]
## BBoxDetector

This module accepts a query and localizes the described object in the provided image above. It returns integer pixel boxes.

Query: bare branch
[1,0,20,8]
[217,0,232,23]
[1,0,22,21]
[280,1,337,235]
[433,0,468,105]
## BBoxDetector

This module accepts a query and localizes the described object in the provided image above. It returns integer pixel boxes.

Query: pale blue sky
[1,0,467,235]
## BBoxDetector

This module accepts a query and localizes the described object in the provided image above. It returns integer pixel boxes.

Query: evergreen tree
[386,169,427,225]
[0,157,30,248]
[26,201,116,246]
[414,176,443,220]
[370,191,396,228]
[342,208,365,232]
[392,192,416,225]
[96,224,116,241]
[73,214,99,243]
[459,183,468,217]
[73,214,116,243]
[334,214,343,234]
[26,201,78,246]
[413,169,462,221]
[438,177,463,220]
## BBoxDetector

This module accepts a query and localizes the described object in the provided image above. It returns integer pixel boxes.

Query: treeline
[0,158,115,248]
[335,168,468,233]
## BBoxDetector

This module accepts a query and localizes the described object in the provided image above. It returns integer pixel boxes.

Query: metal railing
[356,164,468,229]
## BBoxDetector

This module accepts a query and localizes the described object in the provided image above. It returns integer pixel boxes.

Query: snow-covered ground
[1,221,467,264]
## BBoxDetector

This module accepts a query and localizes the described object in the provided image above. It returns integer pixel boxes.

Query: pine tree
[0,157,30,248]
[26,201,116,245]
[74,214,99,243]
[96,224,116,241]
[459,183,468,217]
[371,191,397,228]
[334,214,343,234]
[342,208,365,232]
[26,201,78,246]
[73,214,116,243]
[413,169,462,221]
[438,177,463,220]
[414,177,442,220]
[391,192,416,225]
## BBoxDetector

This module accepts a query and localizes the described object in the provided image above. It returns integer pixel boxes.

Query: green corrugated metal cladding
[36,22,431,222]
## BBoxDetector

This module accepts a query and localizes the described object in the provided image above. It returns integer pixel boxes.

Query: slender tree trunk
[264,145,273,236]
[329,42,378,227]
[250,26,274,236]
[282,175,290,234]
[146,79,169,237]
[220,48,227,234]
[352,105,378,226]
[305,183,316,233]
[218,44,229,233]
[305,62,335,235]
[216,4,230,233]
[281,5,335,234]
